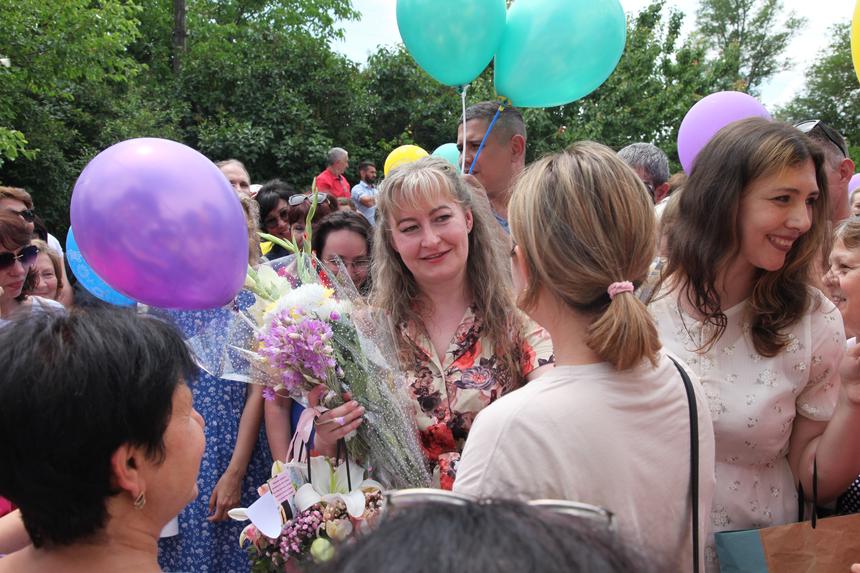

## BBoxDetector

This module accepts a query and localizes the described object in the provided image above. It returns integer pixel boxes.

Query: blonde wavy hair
[372,156,527,392]
[509,142,660,370]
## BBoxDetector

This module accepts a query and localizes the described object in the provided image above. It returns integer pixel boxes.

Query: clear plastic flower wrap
[187,241,430,491]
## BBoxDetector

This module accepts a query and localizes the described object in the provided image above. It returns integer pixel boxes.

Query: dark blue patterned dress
[157,296,272,573]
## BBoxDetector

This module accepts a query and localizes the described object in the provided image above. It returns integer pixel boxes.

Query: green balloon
[494,0,627,108]
[432,143,462,172]
[397,0,507,87]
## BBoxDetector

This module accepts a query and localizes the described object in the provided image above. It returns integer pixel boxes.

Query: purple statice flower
[261,387,277,401]
[329,310,341,321]
[258,310,337,388]
[278,504,324,559]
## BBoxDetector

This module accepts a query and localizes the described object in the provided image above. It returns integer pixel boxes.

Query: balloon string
[468,102,505,175]
[460,84,469,173]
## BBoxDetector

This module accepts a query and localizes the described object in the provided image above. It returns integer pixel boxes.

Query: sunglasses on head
[288,193,329,206]
[381,488,615,531]
[6,208,35,222]
[794,119,848,158]
[0,244,39,271]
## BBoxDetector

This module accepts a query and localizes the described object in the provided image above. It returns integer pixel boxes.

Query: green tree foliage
[694,0,804,94]
[0,0,142,224]
[778,22,860,159]
[0,0,812,235]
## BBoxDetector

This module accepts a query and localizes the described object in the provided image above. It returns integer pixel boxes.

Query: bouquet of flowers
[192,191,430,490]
[229,457,383,571]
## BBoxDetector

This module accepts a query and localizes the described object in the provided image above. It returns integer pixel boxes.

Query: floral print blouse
[400,305,554,489]
[650,288,844,571]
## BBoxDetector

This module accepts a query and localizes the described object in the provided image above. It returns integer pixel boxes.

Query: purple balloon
[849,173,860,194]
[677,91,771,173]
[70,138,248,309]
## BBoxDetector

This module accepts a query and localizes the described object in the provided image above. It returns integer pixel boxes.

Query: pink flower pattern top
[399,306,554,488]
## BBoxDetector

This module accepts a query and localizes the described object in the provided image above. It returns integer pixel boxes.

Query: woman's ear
[513,244,530,283]
[110,444,146,500]
[464,209,474,234]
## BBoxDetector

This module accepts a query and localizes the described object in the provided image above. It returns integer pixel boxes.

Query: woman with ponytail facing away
[455,143,715,572]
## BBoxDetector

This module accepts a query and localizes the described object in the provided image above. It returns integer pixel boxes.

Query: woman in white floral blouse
[648,118,860,570]
[313,157,553,488]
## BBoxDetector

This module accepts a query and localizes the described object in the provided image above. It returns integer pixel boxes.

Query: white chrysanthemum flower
[264,283,349,322]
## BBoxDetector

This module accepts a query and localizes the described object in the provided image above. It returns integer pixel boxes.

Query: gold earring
[133,491,146,510]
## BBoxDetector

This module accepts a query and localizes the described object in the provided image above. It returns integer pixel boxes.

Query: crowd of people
[0,101,859,573]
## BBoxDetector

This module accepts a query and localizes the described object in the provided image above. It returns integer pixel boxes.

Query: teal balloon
[397,0,507,86]
[432,143,462,172]
[494,0,627,108]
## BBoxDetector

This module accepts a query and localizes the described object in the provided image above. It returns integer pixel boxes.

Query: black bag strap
[668,354,700,573]
[797,458,819,527]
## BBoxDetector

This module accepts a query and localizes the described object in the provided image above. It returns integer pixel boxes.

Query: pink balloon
[849,173,860,194]
[70,138,248,309]
[677,91,771,173]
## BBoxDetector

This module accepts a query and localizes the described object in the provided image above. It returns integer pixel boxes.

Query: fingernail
[350,401,359,407]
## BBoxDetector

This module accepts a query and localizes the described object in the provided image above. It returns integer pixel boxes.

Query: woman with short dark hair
[0,308,205,572]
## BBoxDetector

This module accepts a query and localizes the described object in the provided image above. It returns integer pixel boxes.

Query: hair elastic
[607,281,634,300]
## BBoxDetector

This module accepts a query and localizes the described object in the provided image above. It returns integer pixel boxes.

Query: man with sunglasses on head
[795,120,855,223]
[315,147,351,207]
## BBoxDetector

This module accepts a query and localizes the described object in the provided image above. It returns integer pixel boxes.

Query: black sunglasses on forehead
[794,120,848,158]
[0,244,39,271]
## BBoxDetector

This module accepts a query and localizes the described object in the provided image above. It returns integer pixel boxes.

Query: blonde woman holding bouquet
[313,157,553,489]
[452,143,715,572]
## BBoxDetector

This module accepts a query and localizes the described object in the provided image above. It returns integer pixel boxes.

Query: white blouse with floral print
[650,288,844,571]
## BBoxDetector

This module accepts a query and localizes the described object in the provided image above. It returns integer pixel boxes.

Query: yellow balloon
[383,145,429,177]
[854,0,860,84]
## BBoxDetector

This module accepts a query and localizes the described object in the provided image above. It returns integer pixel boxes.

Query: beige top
[454,352,715,572]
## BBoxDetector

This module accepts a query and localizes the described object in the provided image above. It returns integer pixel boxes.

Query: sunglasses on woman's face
[6,208,35,222]
[0,244,39,271]
[264,207,290,229]
[288,193,329,206]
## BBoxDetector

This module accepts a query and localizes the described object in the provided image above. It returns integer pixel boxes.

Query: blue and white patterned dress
[157,297,272,573]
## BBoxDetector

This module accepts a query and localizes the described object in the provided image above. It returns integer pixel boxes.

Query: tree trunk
[172,0,187,74]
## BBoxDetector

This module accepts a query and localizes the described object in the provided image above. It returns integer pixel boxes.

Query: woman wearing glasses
[311,157,553,488]
[0,212,63,325]
[255,180,298,261]
[452,143,714,571]
[312,210,373,294]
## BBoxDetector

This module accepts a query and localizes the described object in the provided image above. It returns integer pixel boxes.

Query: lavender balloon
[849,173,860,194]
[677,91,771,173]
[70,138,248,309]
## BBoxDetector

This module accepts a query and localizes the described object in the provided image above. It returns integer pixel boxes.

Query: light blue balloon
[494,0,627,108]
[432,143,462,172]
[397,0,507,86]
[66,228,135,306]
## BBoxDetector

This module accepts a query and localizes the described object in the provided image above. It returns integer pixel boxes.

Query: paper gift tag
[268,472,296,504]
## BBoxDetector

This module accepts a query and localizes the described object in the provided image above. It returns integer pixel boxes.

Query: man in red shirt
[315,147,351,206]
